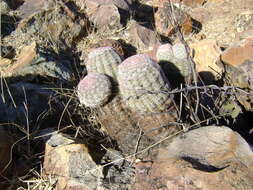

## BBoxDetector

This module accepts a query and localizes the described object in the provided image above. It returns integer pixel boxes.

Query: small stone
[190,39,222,80]
[153,0,206,8]
[18,0,54,19]
[221,38,253,67]
[84,0,131,12]
[155,3,193,36]
[88,4,122,32]
[129,21,160,52]
[43,133,103,190]
[236,26,253,41]
[0,0,10,14]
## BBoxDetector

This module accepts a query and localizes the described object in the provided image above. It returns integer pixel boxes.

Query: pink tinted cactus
[118,54,173,113]
[77,72,112,107]
[156,43,191,77]
[86,46,122,80]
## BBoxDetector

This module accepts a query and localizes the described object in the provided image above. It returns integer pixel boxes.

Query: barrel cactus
[86,47,122,80]
[156,43,191,77]
[118,54,173,113]
[77,72,112,107]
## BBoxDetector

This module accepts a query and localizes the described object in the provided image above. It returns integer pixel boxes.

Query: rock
[133,126,253,190]
[129,21,160,52]
[43,133,103,190]
[0,42,72,81]
[181,0,206,7]
[154,3,193,36]
[190,39,222,80]
[223,60,253,111]
[236,26,253,41]
[87,4,122,32]
[221,37,253,111]
[2,2,89,49]
[235,10,253,33]
[147,155,253,190]
[88,39,125,59]
[201,0,253,47]
[83,0,133,32]
[221,38,253,67]
[84,0,132,12]
[0,82,53,125]
[153,0,206,8]
[18,0,55,19]
[99,148,135,190]
[0,0,10,14]
[165,126,253,169]
[190,7,210,24]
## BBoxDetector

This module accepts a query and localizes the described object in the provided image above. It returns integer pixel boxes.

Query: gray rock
[0,82,53,125]
[165,126,253,169]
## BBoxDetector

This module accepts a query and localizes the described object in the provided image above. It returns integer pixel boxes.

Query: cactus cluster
[118,54,173,113]
[77,72,112,107]
[86,46,122,80]
[78,46,174,113]
[156,42,191,77]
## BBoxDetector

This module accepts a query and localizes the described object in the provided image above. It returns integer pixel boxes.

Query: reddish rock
[236,26,253,41]
[155,3,193,36]
[153,0,206,8]
[133,126,253,190]
[190,7,210,24]
[88,4,122,32]
[43,133,102,190]
[221,37,253,67]
[84,0,131,12]
[190,39,222,79]
[18,0,55,19]
[201,0,253,47]
[148,158,253,190]
[88,39,125,59]
[129,21,160,52]
[164,126,253,169]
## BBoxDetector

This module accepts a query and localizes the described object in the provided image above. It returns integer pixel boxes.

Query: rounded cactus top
[88,46,118,59]
[172,43,188,60]
[119,54,161,72]
[77,72,112,107]
[118,54,170,89]
[156,43,174,62]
